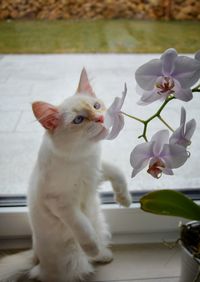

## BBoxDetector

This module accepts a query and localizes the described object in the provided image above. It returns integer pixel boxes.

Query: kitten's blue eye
[94,102,101,110]
[73,115,85,124]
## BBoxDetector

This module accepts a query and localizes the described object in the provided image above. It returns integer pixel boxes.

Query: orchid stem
[158,115,174,132]
[192,84,200,92]
[140,96,175,141]
[121,96,175,142]
[121,111,145,124]
[138,123,148,142]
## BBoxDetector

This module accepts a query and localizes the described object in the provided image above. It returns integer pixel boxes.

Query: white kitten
[0,68,132,282]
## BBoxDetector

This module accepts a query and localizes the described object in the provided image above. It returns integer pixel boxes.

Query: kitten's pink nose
[95,115,104,123]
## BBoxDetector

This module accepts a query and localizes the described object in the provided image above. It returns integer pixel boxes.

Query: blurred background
[0,0,199,53]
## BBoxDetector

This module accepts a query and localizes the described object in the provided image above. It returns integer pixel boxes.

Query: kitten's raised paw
[115,192,132,207]
[92,248,113,264]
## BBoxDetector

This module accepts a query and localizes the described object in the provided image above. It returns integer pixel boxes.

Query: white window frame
[0,203,187,250]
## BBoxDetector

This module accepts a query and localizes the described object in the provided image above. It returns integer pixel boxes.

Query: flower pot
[180,221,200,282]
[180,243,200,282]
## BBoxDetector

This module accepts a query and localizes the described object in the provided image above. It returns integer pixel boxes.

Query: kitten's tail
[0,249,36,282]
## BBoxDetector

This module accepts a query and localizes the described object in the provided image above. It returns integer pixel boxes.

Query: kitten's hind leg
[33,246,94,282]
[89,200,113,265]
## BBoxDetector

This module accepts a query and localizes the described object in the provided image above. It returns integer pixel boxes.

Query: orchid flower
[135,48,200,105]
[105,83,127,140]
[170,107,196,148]
[130,130,188,178]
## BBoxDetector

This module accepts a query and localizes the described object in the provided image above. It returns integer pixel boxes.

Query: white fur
[0,92,131,282]
[0,250,34,281]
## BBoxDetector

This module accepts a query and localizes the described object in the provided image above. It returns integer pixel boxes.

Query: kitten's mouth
[87,123,108,141]
[93,127,109,141]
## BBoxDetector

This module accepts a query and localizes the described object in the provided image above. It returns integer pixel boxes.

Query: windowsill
[93,243,180,282]
[0,204,185,248]
[0,243,181,282]
[0,204,182,281]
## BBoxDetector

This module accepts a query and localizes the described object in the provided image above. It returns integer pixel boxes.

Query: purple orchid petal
[173,55,200,88]
[161,48,177,76]
[148,156,158,167]
[135,59,162,90]
[130,142,154,177]
[131,160,149,177]
[112,86,126,111]
[137,88,164,105]
[107,97,121,115]
[106,114,124,140]
[175,88,193,102]
[119,83,127,109]
[169,124,184,145]
[162,168,174,175]
[169,107,196,148]
[185,119,196,141]
[151,130,169,156]
[161,144,188,169]
[105,84,127,140]
[180,107,186,125]
[104,110,114,128]
[195,50,200,61]
[106,84,127,115]
[135,84,144,97]
[173,79,193,101]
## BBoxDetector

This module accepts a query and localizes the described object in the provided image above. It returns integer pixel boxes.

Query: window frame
[0,189,199,249]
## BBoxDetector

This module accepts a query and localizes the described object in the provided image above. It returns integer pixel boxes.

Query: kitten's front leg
[102,161,132,207]
[53,203,100,257]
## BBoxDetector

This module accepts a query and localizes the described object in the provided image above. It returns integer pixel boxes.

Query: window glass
[0,14,199,196]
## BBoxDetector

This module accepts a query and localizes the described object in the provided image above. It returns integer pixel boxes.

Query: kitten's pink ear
[77,68,96,97]
[32,101,60,131]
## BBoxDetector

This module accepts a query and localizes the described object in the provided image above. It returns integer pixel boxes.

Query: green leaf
[140,190,200,221]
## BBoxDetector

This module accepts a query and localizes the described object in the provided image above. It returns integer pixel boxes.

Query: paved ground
[0,54,199,195]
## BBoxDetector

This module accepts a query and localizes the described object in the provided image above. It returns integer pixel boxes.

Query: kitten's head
[32,68,108,153]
